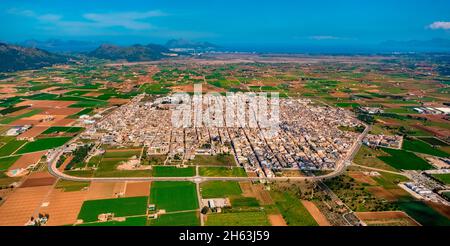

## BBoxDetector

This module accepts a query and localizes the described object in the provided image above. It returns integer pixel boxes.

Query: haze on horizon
[1,0,450,49]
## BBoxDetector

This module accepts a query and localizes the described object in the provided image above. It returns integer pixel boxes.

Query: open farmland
[378,148,433,170]
[149,181,198,212]
[16,137,72,154]
[152,166,195,177]
[199,167,247,177]
[148,211,200,226]
[402,139,450,158]
[200,181,242,199]
[430,173,450,184]
[77,196,148,223]
[206,211,271,226]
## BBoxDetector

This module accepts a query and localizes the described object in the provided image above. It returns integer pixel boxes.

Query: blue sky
[1,0,449,46]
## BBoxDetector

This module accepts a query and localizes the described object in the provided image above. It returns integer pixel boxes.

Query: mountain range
[88,43,171,62]
[20,39,102,53]
[0,42,68,72]
[165,38,218,49]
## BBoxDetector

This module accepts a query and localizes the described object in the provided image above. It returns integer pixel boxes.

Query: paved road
[47,119,369,184]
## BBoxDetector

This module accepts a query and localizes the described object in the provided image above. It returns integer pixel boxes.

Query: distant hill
[20,39,101,53]
[88,43,171,61]
[380,38,450,52]
[165,38,218,49]
[0,42,68,72]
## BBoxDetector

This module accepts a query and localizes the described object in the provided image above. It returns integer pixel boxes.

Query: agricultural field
[149,181,198,212]
[16,137,72,154]
[199,167,247,177]
[378,148,433,170]
[152,166,195,177]
[77,196,148,223]
[42,126,84,135]
[269,188,318,226]
[206,211,271,226]
[79,216,148,226]
[402,139,450,158]
[190,153,236,166]
[200,181,242,199]
[148,211,200,226]
[430,173,450,184]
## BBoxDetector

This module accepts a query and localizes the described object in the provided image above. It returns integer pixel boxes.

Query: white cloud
[37,14,62,22]
[7,8,167,32]
[428,21,450,30]
[82,10,167,30]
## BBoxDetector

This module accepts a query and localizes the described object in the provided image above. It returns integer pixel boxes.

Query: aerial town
[0,51,449,227]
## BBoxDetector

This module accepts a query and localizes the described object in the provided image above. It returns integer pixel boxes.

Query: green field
[378,148,433,170]
[402,139,450,158]
[230,197,260,207]
[79,216,147,226]
[191,154,236,166]
[16,137,72,154]
[152,166,195,177]
[93,158,151,177]
[77,196,148,223]
[430,173,450,184]
[55,179,90,192]
[0,109,42,124]
[0,155,21,171]
[67,108,93,119]
[199,167,247,177]
[42,126,84,134]
[206,211,270,226]
[417,137,449,146]
[395,199,450,226]
[0,140,26,157]
[200,181,242,199]
[149,181,198,212]
[102,149,142,158]
[270,189,318,226]
[148,211,200,226]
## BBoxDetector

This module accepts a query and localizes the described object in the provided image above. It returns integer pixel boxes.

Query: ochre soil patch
[239,182,273,205]
[52,118,76,126]
[8,108,33,116]
[331,92,349,98]
[355,211,420,226]
[86,182,126,200]
[348,171,377,185]
[413,123,450,138]
[239,181,253,196]
[8,119,40,126]
[8,151,45,171]
[301,200,331,226]
[0,87,17,94]
[40,108,81,115]
[108,98,130,104]
[0,185,53,225]
[58,156,74,171]
[16,100,75,108]
[39,189,88,226]
[367,187,402,201]
[124,182,151,197]
[84,92,102,97]
[268,214,287,226]
[18,126,49,139]
[21,177,56,188]
[425,201,450,219]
